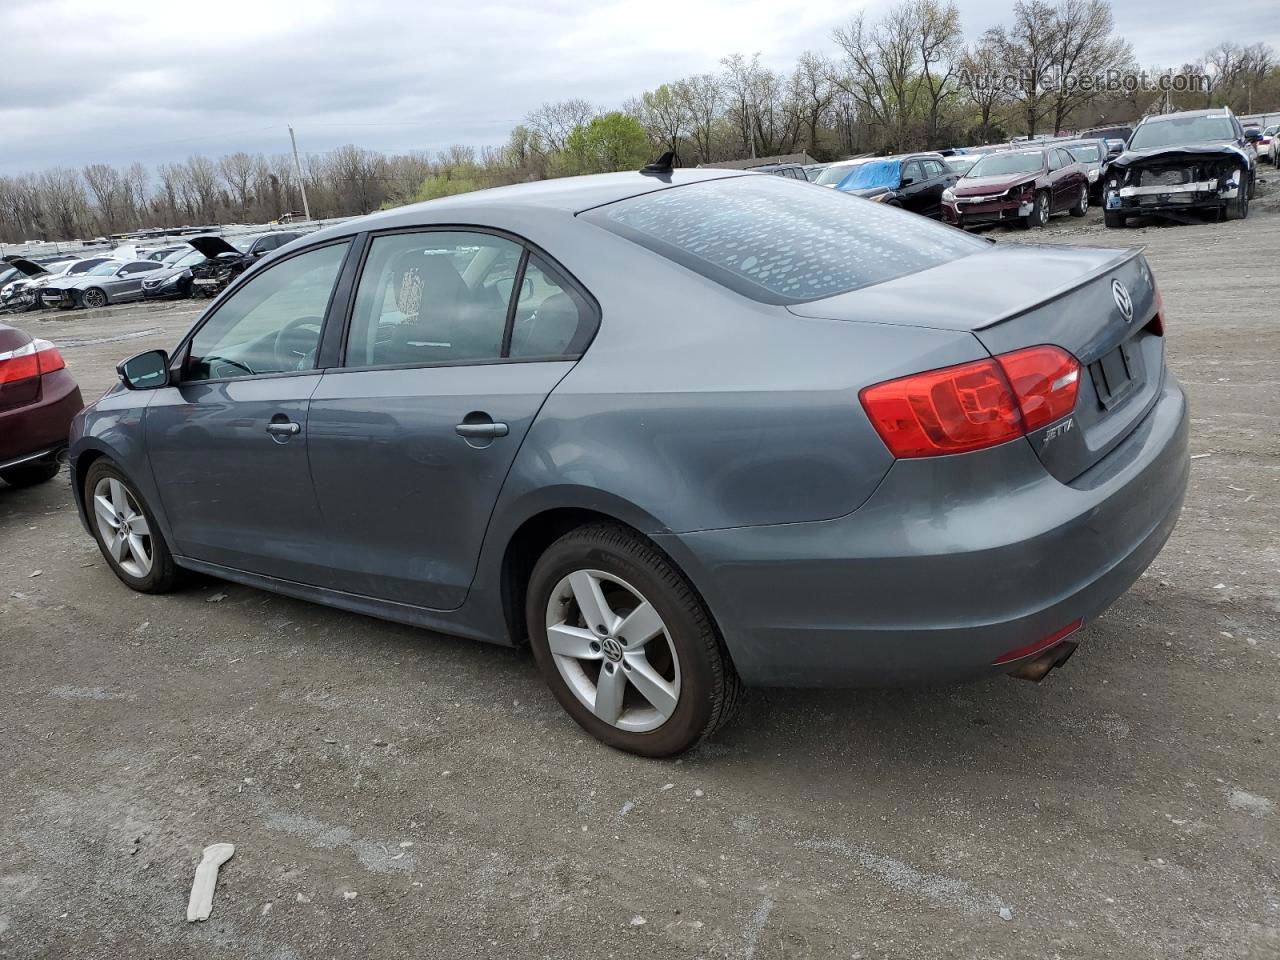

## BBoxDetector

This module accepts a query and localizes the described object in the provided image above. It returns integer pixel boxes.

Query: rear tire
[526,523,742,757]
[1104,209,1128,228]
[84,459,179,593]
[1,460,60,487]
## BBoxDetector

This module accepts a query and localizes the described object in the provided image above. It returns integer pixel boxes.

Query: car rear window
[582,175,986,305]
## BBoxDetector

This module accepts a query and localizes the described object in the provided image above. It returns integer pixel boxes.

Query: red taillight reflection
[860,345,1081,458]
[1147,284,1165,337]
[0,339,65,386]
[992,619,1083,665]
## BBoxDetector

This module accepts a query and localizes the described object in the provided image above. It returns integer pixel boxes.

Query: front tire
[526,523,742,757]
[81,287,108,309]
[1225,170,1250,220]
[1022,190,1049,228]
[84,459,179,593]
[1,460,60,487]
[1069,183,1088,217]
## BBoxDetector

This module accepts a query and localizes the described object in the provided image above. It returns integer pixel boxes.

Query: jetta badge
[1112,279,1134,322]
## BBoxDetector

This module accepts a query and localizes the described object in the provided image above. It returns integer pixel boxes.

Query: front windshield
[814,163,862,186]
[87,261,122,276]
[838,159,901,191]
[1129,115,1236,149]
[967,151,1045,177]
[1067,144,1102,162]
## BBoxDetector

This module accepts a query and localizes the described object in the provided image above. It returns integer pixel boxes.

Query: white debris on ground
[185,842,235,922]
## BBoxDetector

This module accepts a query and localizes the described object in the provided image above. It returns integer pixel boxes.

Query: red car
[942,146,1090,229]
[0,322,83,487]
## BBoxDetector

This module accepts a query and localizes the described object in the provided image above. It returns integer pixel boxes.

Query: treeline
[2,0,1276,244]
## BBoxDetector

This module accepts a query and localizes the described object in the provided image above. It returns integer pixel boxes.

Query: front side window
[585,175,986,305]
[345,231,521,368]
[901,161,924,183]
[186,241,349,381]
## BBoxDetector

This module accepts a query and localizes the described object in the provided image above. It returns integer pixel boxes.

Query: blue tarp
[837,159,901,192]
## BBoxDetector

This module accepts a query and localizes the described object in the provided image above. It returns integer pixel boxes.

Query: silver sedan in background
[41,259,165,309]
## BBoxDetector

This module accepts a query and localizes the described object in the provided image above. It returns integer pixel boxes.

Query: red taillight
[860,345,1080,458]
[859,357,1023,458]
[0,339,65,386]
[992,618,1083,665]
[995,345,1080,431]
[1147,284,1164,337]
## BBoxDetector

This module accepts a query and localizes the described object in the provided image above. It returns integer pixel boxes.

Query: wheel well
[72,450,106,507]
[500,508,642,646]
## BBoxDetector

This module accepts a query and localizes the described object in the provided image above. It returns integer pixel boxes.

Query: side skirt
[174,556,506,646]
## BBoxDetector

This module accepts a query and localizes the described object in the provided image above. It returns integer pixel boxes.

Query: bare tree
[958,39,1010,141]
[915,0,964,148]
[832,5,922,152]
[638,84,690,156]
[526,99,596,153]
[986,0,1061,137]
[82,163,125,234]
[219,152,256,218]
[791,51,836,156]
[674,73,723,163]
[185,155,221,222]
[1047,0,1132,133]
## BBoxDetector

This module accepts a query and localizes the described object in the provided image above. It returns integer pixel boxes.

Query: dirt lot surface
[2,188,1278,960]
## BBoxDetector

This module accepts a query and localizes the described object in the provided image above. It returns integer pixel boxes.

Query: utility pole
[288,125,312,222]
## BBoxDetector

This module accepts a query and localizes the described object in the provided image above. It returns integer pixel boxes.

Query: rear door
[305,229,598,610]
[146,241,352,581]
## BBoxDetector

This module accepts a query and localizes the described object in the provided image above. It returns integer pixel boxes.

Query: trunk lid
[789,243,1163,482]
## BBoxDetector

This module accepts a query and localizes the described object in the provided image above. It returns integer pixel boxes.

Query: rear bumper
[658,375,1189,687]
[0,369,84,467]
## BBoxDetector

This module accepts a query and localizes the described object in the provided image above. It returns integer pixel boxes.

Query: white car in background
[811,158,870,187]
[1258,125,1278,164]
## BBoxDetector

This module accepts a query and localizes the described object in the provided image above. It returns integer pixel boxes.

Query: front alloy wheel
[82,287,108,309]
[84,459,179,593]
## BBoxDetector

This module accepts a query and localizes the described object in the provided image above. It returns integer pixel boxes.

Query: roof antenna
[640,151,676,176]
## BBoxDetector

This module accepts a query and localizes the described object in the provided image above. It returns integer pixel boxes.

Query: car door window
[922,159,947,179]
[902,161,924,183]
[509,255,595,359]
[345,231,521,368]
[186,241,349,381]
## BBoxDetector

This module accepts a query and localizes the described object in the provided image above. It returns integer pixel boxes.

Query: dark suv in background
[836,153,957,219]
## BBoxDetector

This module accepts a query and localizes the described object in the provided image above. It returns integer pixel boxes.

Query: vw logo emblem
[600,638,624,662]
[1112,279,1134,322]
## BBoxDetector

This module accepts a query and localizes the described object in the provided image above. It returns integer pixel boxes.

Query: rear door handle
[266,421,300,436]
[455,421,509,438]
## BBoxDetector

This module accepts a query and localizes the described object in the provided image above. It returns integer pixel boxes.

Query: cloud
[0,0,1274,174]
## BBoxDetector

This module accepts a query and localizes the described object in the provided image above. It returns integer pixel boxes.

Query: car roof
[1139,108,1231,123]
[303,168,748,244]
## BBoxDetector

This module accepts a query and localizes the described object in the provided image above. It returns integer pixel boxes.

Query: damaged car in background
[187,231,303,298]
[1103,108,1258,227]
[0,256,116,313]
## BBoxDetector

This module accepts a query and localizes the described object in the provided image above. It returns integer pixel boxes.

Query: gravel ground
[2,185,1278,960]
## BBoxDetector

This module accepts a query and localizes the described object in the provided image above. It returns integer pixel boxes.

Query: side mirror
[117,349,170,390]
[899,176,914,186]
[1244,130,1262,142]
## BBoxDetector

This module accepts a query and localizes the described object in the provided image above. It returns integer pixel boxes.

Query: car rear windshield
[838,159,901,191]
[1129,115,1236,149]
[967,151,1045,177]
[813,162,863,186]
[583,175,987,305]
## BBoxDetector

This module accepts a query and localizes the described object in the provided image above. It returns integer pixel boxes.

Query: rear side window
[584,175,986,305]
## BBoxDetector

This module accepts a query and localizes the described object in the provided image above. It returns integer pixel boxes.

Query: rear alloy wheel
[81,287,108,309]
[1023,191,1050,229]
[85,460,178,593]
[1069,183,1088,217]
[1,460,60,488]
[527,523,742,757]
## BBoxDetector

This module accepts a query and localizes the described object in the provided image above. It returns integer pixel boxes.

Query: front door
[146,241,351,582]
[305,229,595,610]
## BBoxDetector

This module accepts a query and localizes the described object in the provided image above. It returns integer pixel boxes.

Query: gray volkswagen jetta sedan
[69,168,1188,757]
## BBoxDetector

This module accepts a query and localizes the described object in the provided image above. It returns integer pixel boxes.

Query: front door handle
[266,421,301,436]
[455,421,509,438]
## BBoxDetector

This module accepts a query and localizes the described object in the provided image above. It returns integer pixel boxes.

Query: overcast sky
[2,0,1276,175]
